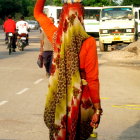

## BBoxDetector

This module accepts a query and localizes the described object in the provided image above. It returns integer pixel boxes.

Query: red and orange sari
[34,0,100,139]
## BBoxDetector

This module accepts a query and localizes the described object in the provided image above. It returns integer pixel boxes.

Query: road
[0,30,140,140]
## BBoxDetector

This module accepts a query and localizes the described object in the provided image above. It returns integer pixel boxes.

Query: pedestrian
[34,0,103,140]
[40,17,54,77]
[3,15,16,52]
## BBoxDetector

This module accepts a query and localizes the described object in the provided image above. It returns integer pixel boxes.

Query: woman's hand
[90,113,101,129]
[90,108,103,129]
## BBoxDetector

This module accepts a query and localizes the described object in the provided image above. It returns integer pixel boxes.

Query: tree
[53,0,62,6]
[122,0,140,6]
[51,0,111,6]
[2,0,138,25]
[0,0,36,23]
[77,0,110,6]
[0,0,22,20]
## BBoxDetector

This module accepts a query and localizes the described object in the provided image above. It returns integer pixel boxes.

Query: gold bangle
[95,109,103,115]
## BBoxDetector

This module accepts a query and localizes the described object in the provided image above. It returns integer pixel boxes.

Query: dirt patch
[101,39,140,62]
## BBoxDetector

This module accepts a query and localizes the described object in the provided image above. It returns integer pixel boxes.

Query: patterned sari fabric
[44,3,94,140]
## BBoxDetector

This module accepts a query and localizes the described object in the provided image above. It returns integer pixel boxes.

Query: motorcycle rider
[3,15,16,52]
[16,16,29,45]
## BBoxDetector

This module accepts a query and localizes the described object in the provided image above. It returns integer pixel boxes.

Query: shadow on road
[0,46,39,60]
[0,37,39,60]
[118,120,140,140]
[29,38,40,43]
[98,53,103,58]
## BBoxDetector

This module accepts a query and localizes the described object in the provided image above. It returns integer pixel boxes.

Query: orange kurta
[34,0,100,104]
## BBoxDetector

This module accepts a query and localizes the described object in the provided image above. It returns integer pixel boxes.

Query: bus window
[135,12,138,19]
[84,7,102,35]
[101,8,133,20]
[57,9,62,19]
[84,9,100,20]
[44,8,49,16]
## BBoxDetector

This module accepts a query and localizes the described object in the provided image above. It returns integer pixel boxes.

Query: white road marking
[0,101,8,106]
[16,88,29,95]
[34,79,43,85]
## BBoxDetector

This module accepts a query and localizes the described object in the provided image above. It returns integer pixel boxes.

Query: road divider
[0,101,8,106]
[112,105,140,110]
[101,97,110,100]
[16,88,29,95]
[34,79,44,85]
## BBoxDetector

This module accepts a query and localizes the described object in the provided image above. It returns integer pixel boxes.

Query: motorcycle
[17,33,28,51]
[7,32,14,55]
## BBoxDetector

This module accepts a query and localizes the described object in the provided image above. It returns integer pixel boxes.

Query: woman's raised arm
[34,0,57,43]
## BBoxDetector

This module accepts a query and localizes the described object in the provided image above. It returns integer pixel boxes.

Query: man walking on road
[39,17,54,78]
[3,15,16,52]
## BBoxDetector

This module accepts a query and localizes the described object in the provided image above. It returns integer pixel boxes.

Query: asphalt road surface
[0,30,140,140]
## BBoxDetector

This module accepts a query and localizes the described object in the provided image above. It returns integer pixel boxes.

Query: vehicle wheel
[9,45,11,55]
[17,43,21,51]
[21,47,24,51]
[99,41,105,52]
[99,41,108,52]
[104,44,108,51]
[135,33,138,41]
[21,44,25,51]
[7,43,11,55]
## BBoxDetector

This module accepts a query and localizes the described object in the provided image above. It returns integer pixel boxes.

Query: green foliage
[53,0,63,6]
[122,0,133,5]
[52,0,110,6]
[0,0,21,19]
[0,0,36,22]
[0,0,139,25]
[122,0,140,6]
[83,0,109,6]
[14,13,22,21]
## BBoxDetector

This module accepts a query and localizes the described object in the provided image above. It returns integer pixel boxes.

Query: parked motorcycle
[17,33,28,51]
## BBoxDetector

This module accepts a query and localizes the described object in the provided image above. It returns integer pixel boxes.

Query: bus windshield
[101,8,133,20]
[84,9,100,20]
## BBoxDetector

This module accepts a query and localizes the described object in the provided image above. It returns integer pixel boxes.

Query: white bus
[44,6,101,35]
[134,7,140,35]
[84,7,102,35]
[44,6,62,27]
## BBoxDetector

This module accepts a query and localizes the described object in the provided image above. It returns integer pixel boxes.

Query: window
[102,8,133,20]
[57,9,62,19]
[84,9,100,20]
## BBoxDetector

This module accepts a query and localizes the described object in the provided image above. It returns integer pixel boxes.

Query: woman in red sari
[34,0,103,139]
